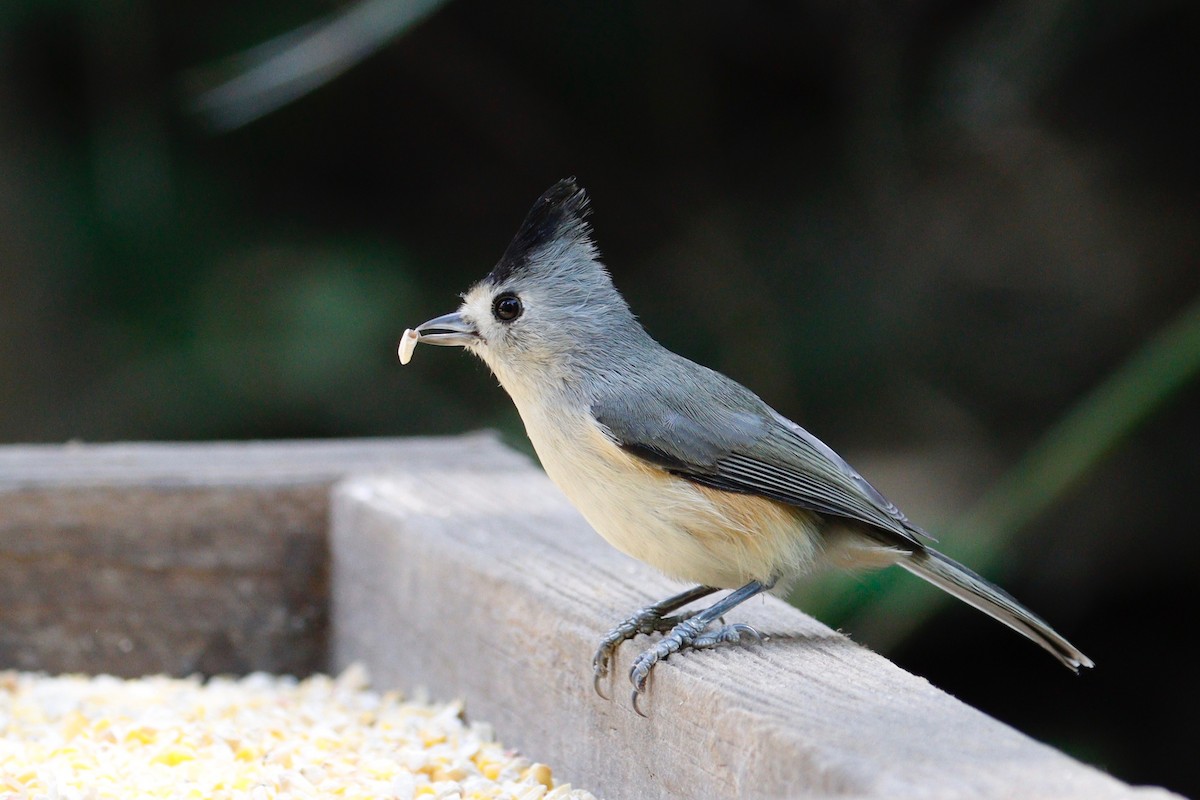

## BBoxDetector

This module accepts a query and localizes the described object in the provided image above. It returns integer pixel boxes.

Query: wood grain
[0,435,522,676]
[331,443,1177,800]
[0,437,1177,799]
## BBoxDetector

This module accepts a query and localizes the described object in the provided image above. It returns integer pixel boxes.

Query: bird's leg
[592,584,718,698]
[629,579,773,715]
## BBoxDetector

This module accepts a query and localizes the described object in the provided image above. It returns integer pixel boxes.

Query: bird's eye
[492,293,523,322]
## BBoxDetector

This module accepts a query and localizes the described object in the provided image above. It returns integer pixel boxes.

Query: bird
[402,178,1093,714]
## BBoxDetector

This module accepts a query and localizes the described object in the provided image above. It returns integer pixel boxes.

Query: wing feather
[591,365,930,548]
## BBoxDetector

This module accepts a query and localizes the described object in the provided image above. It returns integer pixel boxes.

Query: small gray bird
[404,179,1093,713]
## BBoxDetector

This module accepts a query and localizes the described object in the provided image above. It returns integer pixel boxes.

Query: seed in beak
[398,328,419,365]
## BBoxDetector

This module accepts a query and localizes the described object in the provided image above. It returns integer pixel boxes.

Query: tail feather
[899,548,1094,671]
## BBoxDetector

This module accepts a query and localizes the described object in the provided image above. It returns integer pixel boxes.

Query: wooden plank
[331,441,1179,800]
[0,435,524,677]
[0,435,521,488]
[1,436,1178,798]
[1,481,329,676]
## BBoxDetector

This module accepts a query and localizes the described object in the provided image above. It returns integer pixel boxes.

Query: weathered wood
[331,440,1178,800]
[0,435,523,677]
[0,438,1179,799]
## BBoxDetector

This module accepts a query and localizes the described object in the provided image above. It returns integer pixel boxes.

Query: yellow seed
[421,729,447,747]
[151,747,196,766]
[363,758,398,779]
[61,711,89,740]
[0,670,598,800]
[125,727,157,745]
[523,763,553,789]
[431,764,469,782]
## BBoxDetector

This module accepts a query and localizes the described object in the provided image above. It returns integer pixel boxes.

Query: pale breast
[516,403,824,589]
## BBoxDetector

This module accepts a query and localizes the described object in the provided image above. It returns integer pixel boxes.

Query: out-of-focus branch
[185,0,450,132]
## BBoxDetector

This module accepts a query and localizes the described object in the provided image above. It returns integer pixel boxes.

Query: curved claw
[623,617,705,715]
[629,658,653,718]
[592,606,704,703]
[592,640,618,700]
[593,670,611,701]
[623,619,766,715]
[631,687,648,718]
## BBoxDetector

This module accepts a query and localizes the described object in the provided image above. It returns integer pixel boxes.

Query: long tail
[898,547,1094,671]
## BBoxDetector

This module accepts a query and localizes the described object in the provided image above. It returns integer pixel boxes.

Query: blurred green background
[2,0,1197,795]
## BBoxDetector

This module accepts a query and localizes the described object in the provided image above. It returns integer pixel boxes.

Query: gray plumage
[409,179,1093,710]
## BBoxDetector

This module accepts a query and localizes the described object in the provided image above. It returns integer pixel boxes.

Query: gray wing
[591,362,930,548]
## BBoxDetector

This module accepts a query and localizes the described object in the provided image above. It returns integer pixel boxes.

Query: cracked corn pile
[0,665,598,800]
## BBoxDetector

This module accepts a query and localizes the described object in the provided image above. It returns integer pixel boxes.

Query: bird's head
[409,179,642,393]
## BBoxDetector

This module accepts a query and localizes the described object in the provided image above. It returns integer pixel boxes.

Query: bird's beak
[414,311,479,347]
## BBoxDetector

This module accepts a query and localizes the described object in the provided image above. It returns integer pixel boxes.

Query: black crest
[487,178,592,285]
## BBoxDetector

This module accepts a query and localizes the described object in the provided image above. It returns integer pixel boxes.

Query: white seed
[0,666,598,800]
[398,328,420,365]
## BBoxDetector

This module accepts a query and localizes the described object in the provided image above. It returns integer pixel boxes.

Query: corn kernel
[60,710,89,740]
[523,763,554,789]
[234,744,259,761]
[151,747,196,766]
[125,727,158,745]
[0,667,599,800]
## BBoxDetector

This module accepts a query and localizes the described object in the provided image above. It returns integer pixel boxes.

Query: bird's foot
[592,607,699,698]
[628,618,763,716]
